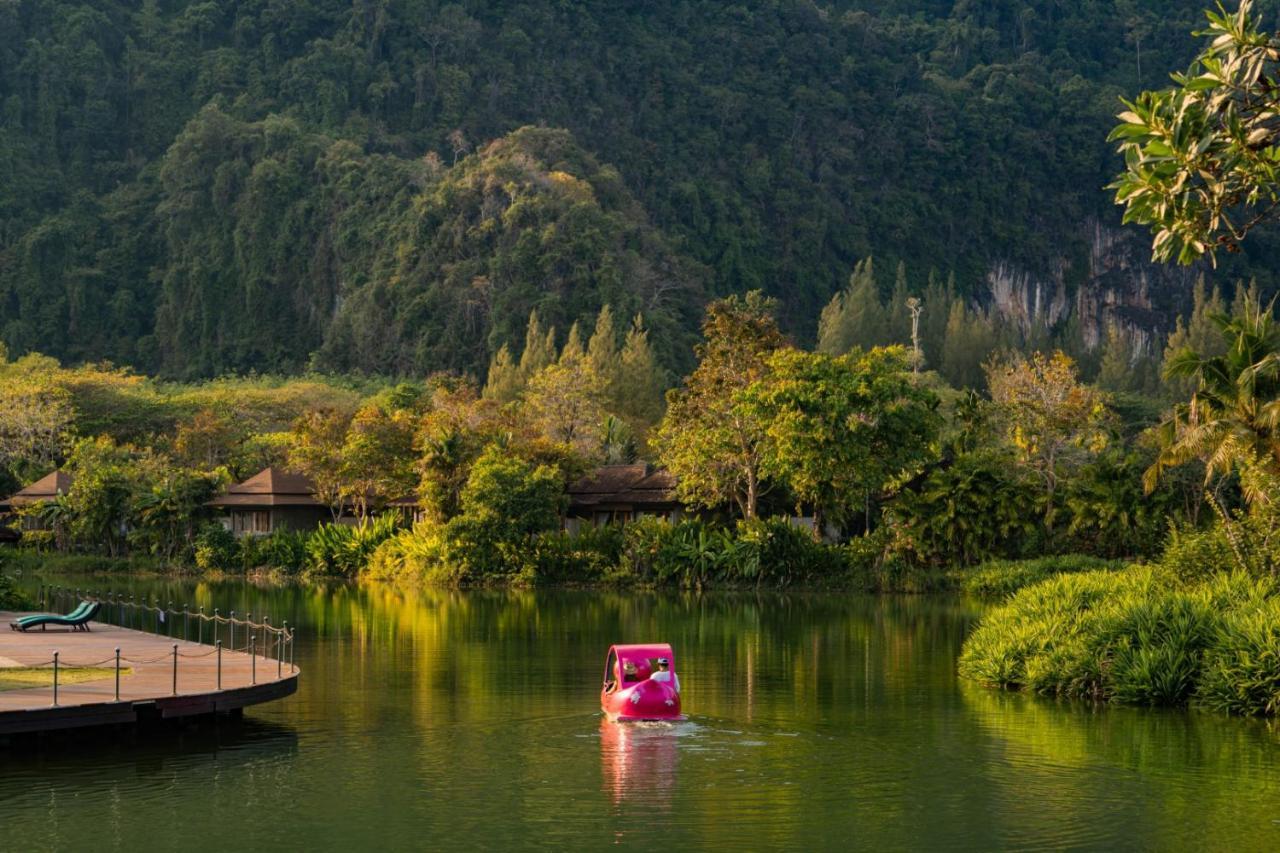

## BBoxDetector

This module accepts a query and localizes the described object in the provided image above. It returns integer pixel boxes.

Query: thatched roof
[567,464,679,510]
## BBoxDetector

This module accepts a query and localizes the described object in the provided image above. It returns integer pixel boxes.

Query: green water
[4,575,1280,851]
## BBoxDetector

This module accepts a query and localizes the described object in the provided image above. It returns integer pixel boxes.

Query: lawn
[0,667,128,692]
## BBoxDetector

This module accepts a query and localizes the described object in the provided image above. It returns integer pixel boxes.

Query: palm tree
[1147,295,1280,502]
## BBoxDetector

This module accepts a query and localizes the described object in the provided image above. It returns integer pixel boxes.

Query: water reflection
[600,719,680,812]
[7,574,1280,850]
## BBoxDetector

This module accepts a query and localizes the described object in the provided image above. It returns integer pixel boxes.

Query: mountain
[0,0,1270,377]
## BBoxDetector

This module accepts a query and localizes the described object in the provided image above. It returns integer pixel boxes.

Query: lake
[3,574,1279,851]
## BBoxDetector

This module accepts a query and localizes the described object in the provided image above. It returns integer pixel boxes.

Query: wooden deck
[0,613,297,735]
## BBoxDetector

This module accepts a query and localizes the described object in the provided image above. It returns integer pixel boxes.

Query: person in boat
[623,660,639,682]
[649,657,680,693]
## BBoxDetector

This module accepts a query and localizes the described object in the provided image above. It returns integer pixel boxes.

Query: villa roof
[0,470,73,509]
[567,465,680,509]
[208,467,324,508]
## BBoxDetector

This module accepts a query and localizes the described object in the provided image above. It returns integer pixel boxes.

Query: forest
[3,0,1275,379]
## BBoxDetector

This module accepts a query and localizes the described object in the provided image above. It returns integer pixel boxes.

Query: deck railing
[33,585,296,701]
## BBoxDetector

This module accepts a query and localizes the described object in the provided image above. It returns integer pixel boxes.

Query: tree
[340,403,417,521]
[483,345,522,402]
[522,359,606,458]
[62,436,148,558]
[586,303,621,396]
[817,258,885,355]
[416,381,495,523]
[517,310,558,383]
[1147,294,1280,501]
[1109,0,1280,263]
[441,444,566,577]
[288,409,350,520]
[940,300,997,389]
[986,351,1112,523]
[655,291,785,519]
[743,346,939,535]
[0,375,74,482]
[614,313,668,439]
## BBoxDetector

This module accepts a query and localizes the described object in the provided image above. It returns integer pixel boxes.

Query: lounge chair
[10,601,101,632]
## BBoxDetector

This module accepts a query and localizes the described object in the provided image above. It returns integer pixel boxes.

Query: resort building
[209,467,337,537]
[565,464,683,532]
[0,470,73,532]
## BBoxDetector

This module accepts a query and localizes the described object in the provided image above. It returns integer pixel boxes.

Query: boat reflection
[600,717,679,812]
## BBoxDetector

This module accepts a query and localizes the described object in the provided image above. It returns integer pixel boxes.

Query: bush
[734,518,845,585]
[193,524,238,572]
[1158,525,1237,583]
[1199,586,1280,715]
[305,515,401,578]
[959,555,1124,600]
[363,524,447,583]
[524,526,624,583]
[0,571,33,610]
[959,565,1280,714]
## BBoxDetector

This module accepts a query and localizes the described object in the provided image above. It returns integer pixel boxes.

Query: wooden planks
[0,612,298,735]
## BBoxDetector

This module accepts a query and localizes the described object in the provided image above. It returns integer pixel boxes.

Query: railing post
[216,640,222,690]
[184,604,189,642]
[198,607,205,645]
[114,647,121,701]
[229,611,235,652]
[250,635,256,685]
[167,600,174,637]
[246,613,252,651]
[51,651,59,707]
[213,609,220,646]
[172,644,179,695]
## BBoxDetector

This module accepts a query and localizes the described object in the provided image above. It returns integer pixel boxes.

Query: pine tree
[940,299,996,389]
[559,321,585,366]
[586,303,621,398]
[886,260,912,347]
[517,311,557,382]
[817,258,884,355]
[1096,323,1133,392]
[616,313,668,437]
[482,345,522,402]
[1164,277,1226,395]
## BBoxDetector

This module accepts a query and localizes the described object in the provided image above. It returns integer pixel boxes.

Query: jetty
[0,598,297,736]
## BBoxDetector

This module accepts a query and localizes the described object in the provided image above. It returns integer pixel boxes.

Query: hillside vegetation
[2,0,1265,377]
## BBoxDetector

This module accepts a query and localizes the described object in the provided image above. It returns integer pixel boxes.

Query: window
[233,510,272,535]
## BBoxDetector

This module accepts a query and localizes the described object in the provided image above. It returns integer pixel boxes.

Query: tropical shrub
[1064,449,1175,558]
[193,523,238,572]
[305,514,401,578]
[1199,594,1280,715]
[888,450,1042,566]
[523,525,625,583]
[959,566,1280,714]
[0,571,32,609]
[960,555,1124,600]
[733,517,844,585]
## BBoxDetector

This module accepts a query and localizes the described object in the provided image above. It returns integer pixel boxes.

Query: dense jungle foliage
[4,0,1277,378]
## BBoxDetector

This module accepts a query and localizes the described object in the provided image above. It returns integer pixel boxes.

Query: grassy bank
[959,566,1280,715]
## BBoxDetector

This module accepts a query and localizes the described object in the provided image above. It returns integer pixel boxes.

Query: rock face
[984,220,1202,358]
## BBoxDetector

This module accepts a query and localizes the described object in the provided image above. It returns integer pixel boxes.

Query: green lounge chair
[10,601,100,632]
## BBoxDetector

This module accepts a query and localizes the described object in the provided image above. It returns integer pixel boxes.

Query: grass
[958,566,1280,715]
[957,555,1126,600]
[0,666,129,692]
